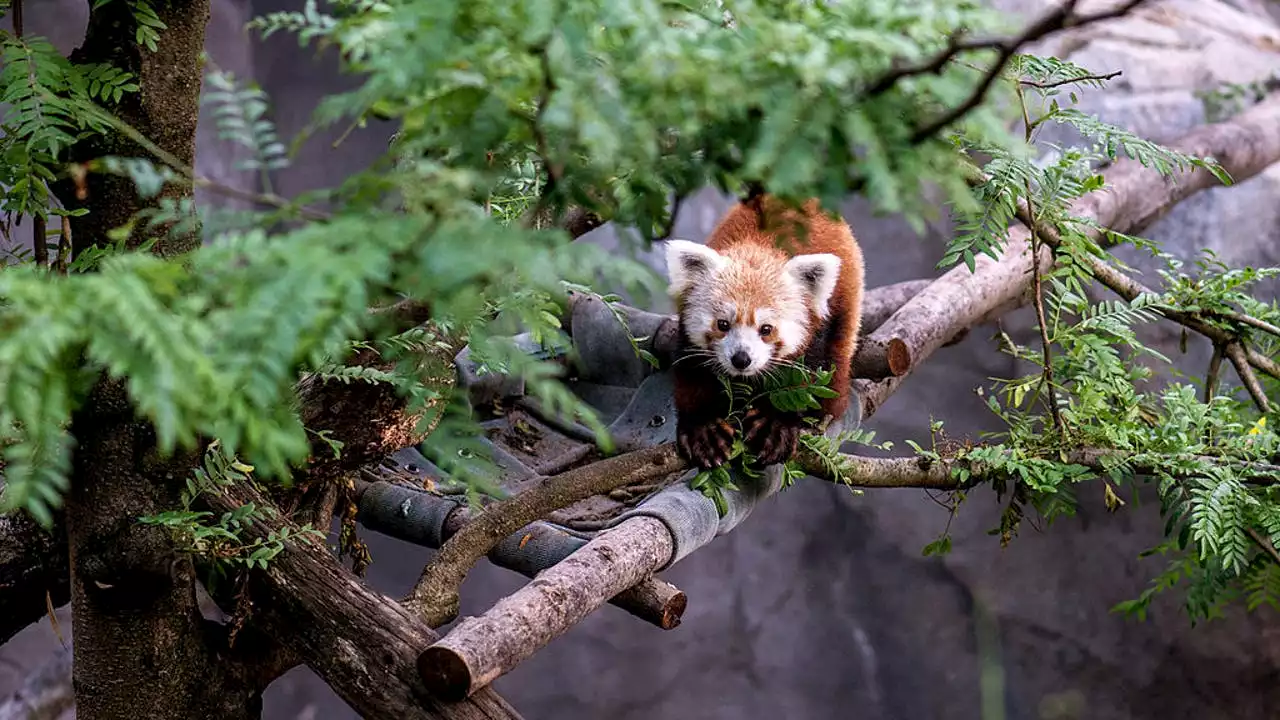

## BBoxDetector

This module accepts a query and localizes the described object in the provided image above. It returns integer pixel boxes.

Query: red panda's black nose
[730,351,751,370]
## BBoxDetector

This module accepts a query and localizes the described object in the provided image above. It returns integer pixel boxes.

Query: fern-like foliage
[0,0,1276,633]
[917,53,1280,625]
[203,70,289,191]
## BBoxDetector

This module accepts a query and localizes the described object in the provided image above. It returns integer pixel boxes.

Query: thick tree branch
[354,476,687,629]
[1226,342,1272,413]
[855,92,1280,420]
[417,516,674,702]
[432,488,688,630]
[204,481,525,720]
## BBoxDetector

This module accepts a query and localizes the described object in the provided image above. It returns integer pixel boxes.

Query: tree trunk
[66,382,263,720]
[48,2,266,718]
[55,0,208,258]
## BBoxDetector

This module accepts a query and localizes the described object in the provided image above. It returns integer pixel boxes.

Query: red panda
[664,195,865,469]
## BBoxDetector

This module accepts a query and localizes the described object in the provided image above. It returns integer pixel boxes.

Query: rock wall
[3,1,1280,719]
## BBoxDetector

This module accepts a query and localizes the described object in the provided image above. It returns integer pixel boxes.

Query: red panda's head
[664,239,841,378]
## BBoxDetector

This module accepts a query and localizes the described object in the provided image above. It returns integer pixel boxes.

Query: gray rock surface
[3,1,1280,719]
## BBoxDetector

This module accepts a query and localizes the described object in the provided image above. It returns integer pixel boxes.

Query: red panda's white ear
[785,253,842,319]
[664,239,724,297]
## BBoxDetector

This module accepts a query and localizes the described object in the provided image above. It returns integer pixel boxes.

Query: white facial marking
[664,239,725,298]
[756,308,804,358]
[784,253,842,319]
[719,324,773,377]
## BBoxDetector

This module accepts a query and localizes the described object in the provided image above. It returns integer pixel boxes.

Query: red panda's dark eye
[716,319,731,332]
[759,324,773,337]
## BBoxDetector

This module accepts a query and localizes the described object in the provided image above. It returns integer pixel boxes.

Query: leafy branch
[138,441,324,595]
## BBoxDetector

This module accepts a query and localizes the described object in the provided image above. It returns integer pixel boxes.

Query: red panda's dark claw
[744,406,803,466]
[676,418,735,470]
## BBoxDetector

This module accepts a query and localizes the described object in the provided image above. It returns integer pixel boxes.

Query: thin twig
[64,92,330,221]
[190,177,330,222]
[656,193,685,242]
[1209,308,1280,341]
[909,0,1150,144]
[31,214,46,268]
[11,0,22,38]
[999,174,1280,385]
[531,45,562,204]
[1019,70,1122,90]
[1248,527,1280,567]
[1225,341,1272,413]
[54,216,70,274]
[1016,82,1065,434]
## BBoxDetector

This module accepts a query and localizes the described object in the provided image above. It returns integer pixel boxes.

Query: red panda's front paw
[743,407,803,466]
[676,418,736,470]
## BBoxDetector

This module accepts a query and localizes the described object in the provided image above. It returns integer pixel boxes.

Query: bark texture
[205,482,524,720]
[56,0,209,258]
[435,499,687,629]
[406,445,687,627]
[47,3,265,718]
[417,516,675,702]
[65,382,261,720]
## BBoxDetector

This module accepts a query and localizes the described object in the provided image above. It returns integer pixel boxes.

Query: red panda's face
[664,240,842,378]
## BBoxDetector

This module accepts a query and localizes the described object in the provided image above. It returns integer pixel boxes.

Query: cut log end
[886,338,911,376]
[852,336,913,380]
[659,590,687,630]
[418,646,474,703]
[612,577,687,629]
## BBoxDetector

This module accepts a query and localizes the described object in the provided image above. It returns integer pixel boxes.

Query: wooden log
[404,446,686,628]
[205,482,525,720]
[855,93,1280,420]
[851,336,912,379]
[417,516,674,702]
[439,507,687,630]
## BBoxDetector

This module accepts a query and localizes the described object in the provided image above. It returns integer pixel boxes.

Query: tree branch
[354,476,687,630]
[0,507,67,645]
[908,0,1151,144]
[417,516,674,702]
[203,481,525,720]
[1205,342,1225,403]
[1226,341,1272,413]
[413,437,1280,701]
[404,446,687,627]
[854,91,1280,420]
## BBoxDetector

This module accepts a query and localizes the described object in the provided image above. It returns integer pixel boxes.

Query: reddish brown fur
[672,195,865,468]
